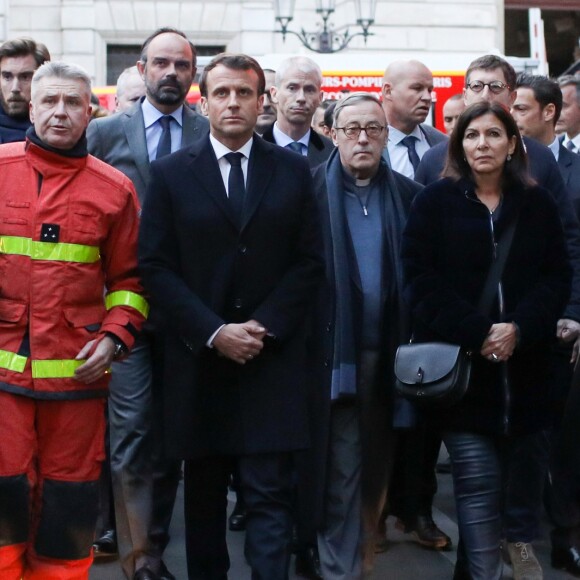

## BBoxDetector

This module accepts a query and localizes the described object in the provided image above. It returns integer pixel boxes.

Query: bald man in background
[381,60,447,179]
[442,93,464,136]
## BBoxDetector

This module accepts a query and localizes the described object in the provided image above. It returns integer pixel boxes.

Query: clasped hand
[556,318,580,365]
[480,323,517,363]
[74,336,116,384]
[213,320,267,365]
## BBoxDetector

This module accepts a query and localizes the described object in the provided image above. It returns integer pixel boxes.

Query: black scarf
[0,103,31,143]
[25,126,88,158]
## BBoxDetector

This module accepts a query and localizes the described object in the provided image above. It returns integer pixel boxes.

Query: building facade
[1,0,504,85]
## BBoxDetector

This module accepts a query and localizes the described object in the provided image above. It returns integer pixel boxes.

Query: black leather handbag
[394,213,518,407]
[394,342,472,406]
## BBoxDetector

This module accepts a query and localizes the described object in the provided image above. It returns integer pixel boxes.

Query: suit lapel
[187,138,239,229]
[181,107,204,147]
[307,135,324,167]
[260,126,275,144]
[242,136,274,230]
[559,145,573,186]
[122,105,150,186]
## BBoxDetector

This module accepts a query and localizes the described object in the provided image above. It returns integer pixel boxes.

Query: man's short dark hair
[516,73,562,125]
[139,27,196,67]
[465,55,517,92]
[323,101,337,130]
[199,53,265,98]
[0,37,50,68]
[558,75,580,106]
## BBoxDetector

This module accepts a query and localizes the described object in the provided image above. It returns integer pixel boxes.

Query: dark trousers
[96,407,115,537]
[550,360,580,530]
[184,452,295,580]
[109,331,182,577]
[501,346,572,541]
[318,350,397,578]
[502,430,550,542]
[446,428,553,580]
[388,424,440,524]
[444,431,503,580]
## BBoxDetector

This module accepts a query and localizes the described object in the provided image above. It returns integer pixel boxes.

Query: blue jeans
[444,431,503,580]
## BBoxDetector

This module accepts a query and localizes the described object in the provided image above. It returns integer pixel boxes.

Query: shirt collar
[272,122,310,149]
[141,98,184,129]
[549,135,560,161]
[209,133,253,161]
[388,124,424,145]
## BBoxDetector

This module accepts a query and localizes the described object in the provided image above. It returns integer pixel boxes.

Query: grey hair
[275,56,323,88]
[558,75,580,106]
[31,61,91,100]
[116,65,140,96]
[332,92,384,127]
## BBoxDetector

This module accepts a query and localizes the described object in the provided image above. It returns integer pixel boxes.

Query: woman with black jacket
[401,101,571,579]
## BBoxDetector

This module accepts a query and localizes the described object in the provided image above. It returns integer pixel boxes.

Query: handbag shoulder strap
[477,212,520,315]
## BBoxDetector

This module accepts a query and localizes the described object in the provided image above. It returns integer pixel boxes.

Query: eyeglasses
[466,80,510,94]
[335,124,386,139]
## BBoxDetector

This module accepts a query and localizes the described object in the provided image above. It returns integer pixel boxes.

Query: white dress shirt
[549,136,560,161]
[209,134,253,195]
[387,125,430,179]
[272,122,310,156]
[206,134,254,346]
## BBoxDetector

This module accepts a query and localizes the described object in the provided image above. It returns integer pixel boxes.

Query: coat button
[239,245,247,254]
[234,298,243,309]
[326,323,332,332]
[324,359,330,368]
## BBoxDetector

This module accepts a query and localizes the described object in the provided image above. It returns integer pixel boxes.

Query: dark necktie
[286,141,303,155]
[401,135,421,175]
[225,152,245,223]
[566,140,577,153]
[156,116,173,159]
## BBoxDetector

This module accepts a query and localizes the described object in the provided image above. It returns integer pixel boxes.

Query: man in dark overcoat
[309,92,422,579]
[138,53,324,580]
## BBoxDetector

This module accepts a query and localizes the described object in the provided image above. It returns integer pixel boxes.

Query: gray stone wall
[0,0,504,85]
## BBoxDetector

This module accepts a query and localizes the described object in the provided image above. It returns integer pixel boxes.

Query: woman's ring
[491,353,499,361]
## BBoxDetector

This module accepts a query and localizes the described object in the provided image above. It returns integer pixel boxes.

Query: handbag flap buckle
[394,342,464,385]
[416,367,424,383]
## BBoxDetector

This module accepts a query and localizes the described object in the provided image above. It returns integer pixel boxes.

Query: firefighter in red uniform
[0,61,147,580]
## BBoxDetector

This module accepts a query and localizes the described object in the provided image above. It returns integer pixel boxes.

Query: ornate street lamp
[273,0,377,54]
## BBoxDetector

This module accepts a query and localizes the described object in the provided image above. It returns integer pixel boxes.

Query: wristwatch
[107,333,127,360]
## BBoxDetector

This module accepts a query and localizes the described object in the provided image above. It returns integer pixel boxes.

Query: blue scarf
[325,148,416,426]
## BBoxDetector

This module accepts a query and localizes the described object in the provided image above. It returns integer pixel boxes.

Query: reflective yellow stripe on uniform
[0,236,100,263]
[0,349,27,373]
[31,359,85,379]
[105,291,149,319]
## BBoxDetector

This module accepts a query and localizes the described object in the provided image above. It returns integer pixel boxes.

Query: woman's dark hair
[443,101,533,188]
